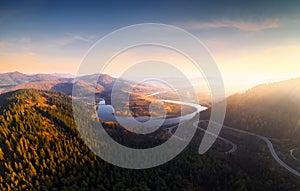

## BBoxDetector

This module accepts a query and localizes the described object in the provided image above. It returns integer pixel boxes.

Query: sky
[1,0,300,89]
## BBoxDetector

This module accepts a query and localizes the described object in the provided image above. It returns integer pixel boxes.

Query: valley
[0,72,300,190]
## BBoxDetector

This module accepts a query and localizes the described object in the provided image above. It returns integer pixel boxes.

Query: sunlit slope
[224,77,300,139]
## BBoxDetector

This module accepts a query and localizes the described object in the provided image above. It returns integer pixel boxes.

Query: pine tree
[0,148,4,160]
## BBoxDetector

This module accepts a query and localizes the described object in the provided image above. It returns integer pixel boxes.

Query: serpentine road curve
[196,126,237,154]
[148,92,300,176]
[166,123,237,154]
[290,149,300,162]
[198,120,300,177]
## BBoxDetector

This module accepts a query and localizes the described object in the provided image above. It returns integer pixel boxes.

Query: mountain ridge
[199,77,300,140]
[0,72,126,96]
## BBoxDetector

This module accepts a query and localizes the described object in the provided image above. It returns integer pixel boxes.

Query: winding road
[166,124,186,141]
[290,149,300,162]
[198,120,300,177]
[150,91,300,176]
[197,126,237,154]
[166,122,237,154]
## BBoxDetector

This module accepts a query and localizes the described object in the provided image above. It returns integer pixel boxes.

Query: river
[97,99,207,127]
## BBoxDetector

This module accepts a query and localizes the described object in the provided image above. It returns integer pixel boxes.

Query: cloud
[57,33,96,46]
[184,19,280,31]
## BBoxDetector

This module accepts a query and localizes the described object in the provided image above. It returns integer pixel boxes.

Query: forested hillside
[223,77,300,140]
[0,89,297,191]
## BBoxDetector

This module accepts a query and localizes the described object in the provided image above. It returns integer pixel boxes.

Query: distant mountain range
[0,71,66,85]
[0,72,128,97]
[0,72,180,116]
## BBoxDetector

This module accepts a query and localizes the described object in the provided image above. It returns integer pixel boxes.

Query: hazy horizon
[1,1,300,91]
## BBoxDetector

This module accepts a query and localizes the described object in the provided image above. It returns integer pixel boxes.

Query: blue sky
[2,1,299,36]
[1,0,300,88]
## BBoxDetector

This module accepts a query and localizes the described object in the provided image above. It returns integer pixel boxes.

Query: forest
[0,89,298,191]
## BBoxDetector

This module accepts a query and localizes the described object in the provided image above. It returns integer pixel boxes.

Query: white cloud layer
[57,33,96,46]
[184,19,280,31]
